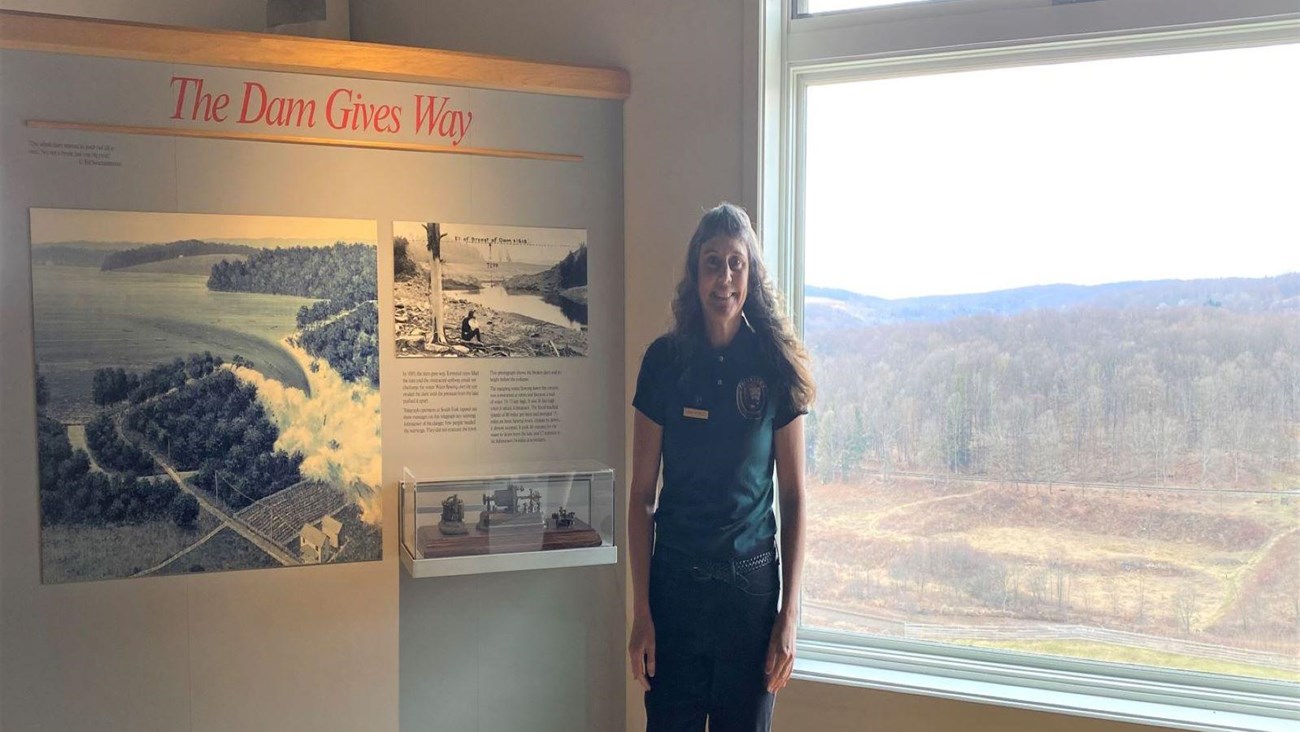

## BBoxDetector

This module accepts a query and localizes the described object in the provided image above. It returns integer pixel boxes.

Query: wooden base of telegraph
[418,518,603,558]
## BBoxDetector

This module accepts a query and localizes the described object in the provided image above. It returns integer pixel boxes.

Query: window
[801,0,944,14]
[763,0,1300,728]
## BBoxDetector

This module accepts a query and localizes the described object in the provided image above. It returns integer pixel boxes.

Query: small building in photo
[300,524,328,563]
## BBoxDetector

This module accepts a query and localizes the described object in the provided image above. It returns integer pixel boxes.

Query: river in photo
[457,283,585,329]
[31,264,316,422]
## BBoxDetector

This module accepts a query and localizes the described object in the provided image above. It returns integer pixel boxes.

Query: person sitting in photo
[461,310,483,342]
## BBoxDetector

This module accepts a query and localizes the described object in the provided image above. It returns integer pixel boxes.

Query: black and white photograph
[392,222,588,358]
[30,209,382,583]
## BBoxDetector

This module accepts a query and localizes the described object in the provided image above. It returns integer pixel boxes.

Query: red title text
[168,76,474,145]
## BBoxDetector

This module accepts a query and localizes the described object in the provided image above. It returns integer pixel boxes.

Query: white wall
[350,2,1174,731]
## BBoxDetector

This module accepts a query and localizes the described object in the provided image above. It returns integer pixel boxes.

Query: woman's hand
[764,610,797,693]
[629,610,656,692]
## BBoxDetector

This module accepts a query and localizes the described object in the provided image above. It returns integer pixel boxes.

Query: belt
[654,544,777,587]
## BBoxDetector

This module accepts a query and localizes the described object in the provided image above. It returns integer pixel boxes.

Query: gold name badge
[683,407,710,420]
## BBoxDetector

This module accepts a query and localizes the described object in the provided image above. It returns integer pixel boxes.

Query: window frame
[758,1,1300,729]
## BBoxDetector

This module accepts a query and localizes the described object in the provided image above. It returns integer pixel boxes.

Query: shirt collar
[703,319,756,359]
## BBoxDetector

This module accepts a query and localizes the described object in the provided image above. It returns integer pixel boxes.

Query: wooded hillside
[207,242,376,305]
[808,303,1298,489]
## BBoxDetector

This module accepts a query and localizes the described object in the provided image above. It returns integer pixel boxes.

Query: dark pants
[645,547,779,732]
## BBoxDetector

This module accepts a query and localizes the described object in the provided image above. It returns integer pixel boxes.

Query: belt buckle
[688,560,729,583]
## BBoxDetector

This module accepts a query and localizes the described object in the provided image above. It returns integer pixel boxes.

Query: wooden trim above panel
[0,10,630,100]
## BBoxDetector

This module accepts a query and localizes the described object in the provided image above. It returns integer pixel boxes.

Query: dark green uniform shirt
[633,327,804,559]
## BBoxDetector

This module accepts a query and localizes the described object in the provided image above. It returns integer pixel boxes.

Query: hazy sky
[31,209,377,246]
[805,43,1299,299]
[392,221,585,266]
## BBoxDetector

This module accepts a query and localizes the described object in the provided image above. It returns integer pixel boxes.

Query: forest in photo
[298,302,380,386]
[801,274,1300,680]
[208,242,377,304]
[36,373,197,530]
[208,242,380,385]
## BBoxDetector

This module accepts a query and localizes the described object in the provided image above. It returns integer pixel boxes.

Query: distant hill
[805,273,1300,333]
[120,253,250,276]
[34,239,162,252]
[36,236,356,255]
[31,245,108,268]
[442,237,486,265]
[101,240,258,271]
[503,245,587,295]
[213,237,367,249]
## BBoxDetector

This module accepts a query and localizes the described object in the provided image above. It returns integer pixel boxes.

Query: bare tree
[424,222,448,345]
[999,563,1020,613]
[1133,569,1148,628]
[1025,569,1048,615]
[1048,554,1070,615]
[1173,582,1198,635]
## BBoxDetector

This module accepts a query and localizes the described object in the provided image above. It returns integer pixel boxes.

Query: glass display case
[400,460,616,577]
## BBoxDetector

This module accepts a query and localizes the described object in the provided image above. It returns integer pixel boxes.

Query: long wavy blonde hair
[670,203,816,412]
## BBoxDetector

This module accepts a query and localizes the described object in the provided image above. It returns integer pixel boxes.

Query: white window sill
[793,643,1299,732]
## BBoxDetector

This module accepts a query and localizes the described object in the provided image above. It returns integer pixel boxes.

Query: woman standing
[628,203,815,731]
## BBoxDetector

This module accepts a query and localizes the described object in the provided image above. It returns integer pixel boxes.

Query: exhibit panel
[0,12,627,731]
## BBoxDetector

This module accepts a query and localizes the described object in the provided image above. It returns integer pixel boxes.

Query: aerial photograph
[30,209,381,583]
